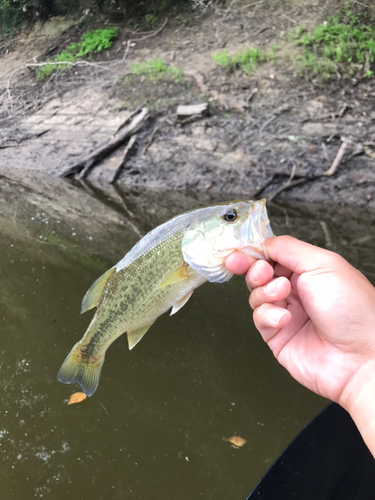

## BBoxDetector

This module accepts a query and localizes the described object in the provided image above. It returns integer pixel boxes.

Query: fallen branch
[142,124,162,155]
[131,17,168,42]
[110,135,137,184]
[177,103,208,119]
[322,138,349,177]
[267,177,309,202]
[256,138,354,201]
[59,107,150,179]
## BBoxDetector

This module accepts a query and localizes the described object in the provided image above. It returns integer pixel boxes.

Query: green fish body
[57,199,273,396]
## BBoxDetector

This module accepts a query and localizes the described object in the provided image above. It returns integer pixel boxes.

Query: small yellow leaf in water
[226,436,247,448]
[68,392,87,405]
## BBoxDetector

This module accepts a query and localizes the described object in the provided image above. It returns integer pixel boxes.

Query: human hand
[226,236,375,453]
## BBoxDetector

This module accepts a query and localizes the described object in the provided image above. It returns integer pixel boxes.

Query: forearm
[342,359,375,457]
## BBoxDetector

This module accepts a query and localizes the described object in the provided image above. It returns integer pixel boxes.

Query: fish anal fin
[81,267,116,314]
[170,290,194,316]
[127,323,154,350]
[57,343,104,397]
[155,264,189,291]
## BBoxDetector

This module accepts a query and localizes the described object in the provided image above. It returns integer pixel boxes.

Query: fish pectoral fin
[170,290,194,316]
[154,264,189,291]
[81,266,116,314]
[127,323,154,350]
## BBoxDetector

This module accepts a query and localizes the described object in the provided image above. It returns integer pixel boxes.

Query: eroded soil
[1,1,374,209]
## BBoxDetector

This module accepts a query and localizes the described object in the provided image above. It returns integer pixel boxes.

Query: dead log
[59,107,150,179]
[177,103,208,121]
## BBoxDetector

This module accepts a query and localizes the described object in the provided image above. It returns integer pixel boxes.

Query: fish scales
[85,230,203,354]
[57,200,273,396]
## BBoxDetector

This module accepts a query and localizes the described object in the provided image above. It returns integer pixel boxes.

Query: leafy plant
[67,27,119,58]
[145,13,158,27]
[132,57,181,81]
[212,47,274,75]
[36,27,119,80]
[290,3,375,78]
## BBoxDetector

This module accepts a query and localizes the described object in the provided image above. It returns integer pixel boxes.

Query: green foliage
[36,27,118,80]
[290,3,375,78]
[212,47,274,75]
[67,27,119,58]
[145,13,159,27]
[0,0,26,37]
[132,57,182,81]
[1,0,54,38]
[292,50,336,80]
[37,51,76,80]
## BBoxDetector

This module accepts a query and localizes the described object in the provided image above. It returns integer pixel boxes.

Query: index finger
[265,235,337,275]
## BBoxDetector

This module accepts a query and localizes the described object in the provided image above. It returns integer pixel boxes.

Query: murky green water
[1,174,374,499]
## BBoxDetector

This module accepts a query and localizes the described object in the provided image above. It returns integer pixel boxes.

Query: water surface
[1,175,374,500]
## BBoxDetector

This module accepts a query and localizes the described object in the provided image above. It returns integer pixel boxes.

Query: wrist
[341,359,375,457]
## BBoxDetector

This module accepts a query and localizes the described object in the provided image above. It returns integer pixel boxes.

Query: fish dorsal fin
[127,323,153,350]
[170,290,194,316]
[154,264,189,291]
[80,267,116,314]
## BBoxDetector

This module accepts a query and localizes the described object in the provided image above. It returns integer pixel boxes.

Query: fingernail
[249,267,259,283]
[266,309,285,326]
[264,280,276,295]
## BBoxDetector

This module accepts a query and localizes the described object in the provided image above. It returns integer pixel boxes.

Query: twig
[268,164,300,202]
[259,115,277,134]
[251,174,278,198]
[59,107,150,179]
[122,39,131,63]
[321,142,329,162]
[142,125,161,155]
[110,135,137,184]
[130,18,168,43]
[237,0,264,9]
[320,221,333,247]
[268,177,309,202]
[322,138,349,177]
[282,14,297,24]
[246,87,258,103]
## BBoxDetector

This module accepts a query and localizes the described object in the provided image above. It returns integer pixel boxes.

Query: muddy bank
[1,3,374,208]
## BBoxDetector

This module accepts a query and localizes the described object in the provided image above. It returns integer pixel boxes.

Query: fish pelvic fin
[127,323,154,350]
[57,343,104,397]
[81,266,116,314]
[154,264,189,291]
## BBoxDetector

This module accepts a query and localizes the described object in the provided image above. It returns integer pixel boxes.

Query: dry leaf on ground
[226,435,247,448]
[68,392,87,405]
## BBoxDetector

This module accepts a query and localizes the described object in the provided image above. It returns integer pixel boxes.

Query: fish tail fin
[57,343,104,397]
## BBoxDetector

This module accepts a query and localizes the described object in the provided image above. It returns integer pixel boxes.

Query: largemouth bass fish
[58,199,273,396]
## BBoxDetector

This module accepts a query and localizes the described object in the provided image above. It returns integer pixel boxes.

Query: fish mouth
[240,198,274,260]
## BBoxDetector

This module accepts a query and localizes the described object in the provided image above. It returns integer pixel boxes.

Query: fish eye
[223,209,238,222]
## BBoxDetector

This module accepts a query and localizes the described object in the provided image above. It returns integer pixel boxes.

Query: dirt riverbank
[1,1,374,209]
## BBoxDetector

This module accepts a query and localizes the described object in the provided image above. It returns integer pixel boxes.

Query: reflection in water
[0,173,374,499]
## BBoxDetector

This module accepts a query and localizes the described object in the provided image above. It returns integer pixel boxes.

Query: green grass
[37,27,119,80]
[212,47,274,75]
[290,3,375,78]
[132,57,182,81]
